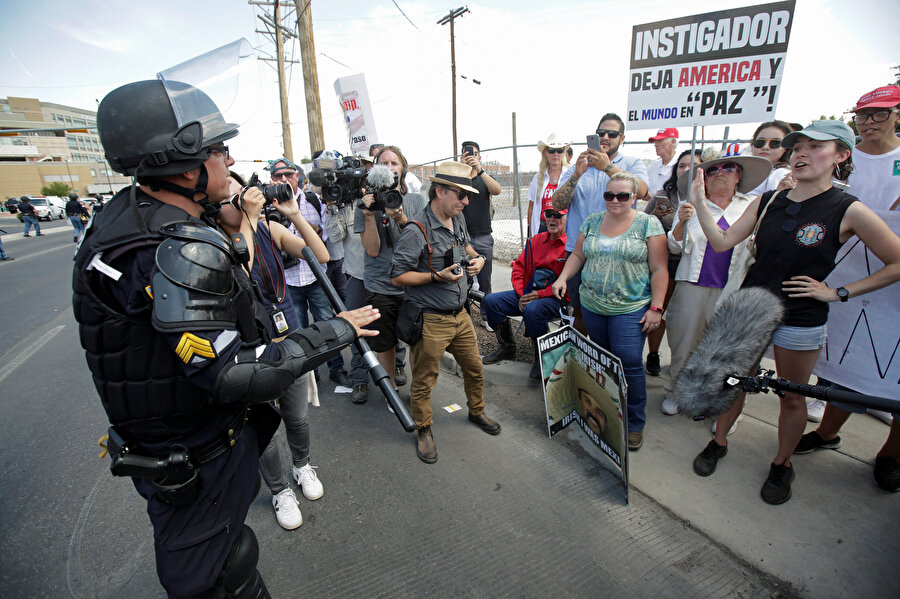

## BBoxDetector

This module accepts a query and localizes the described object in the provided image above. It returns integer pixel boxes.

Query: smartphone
[461,144,475,157]
[586,134,601,151]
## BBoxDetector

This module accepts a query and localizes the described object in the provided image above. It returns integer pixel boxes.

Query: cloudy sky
[2,0,898,172]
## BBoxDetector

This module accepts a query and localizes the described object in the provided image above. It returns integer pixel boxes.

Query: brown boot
[416,426,437,463]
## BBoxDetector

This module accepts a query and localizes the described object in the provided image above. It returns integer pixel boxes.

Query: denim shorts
[771,324,827,351]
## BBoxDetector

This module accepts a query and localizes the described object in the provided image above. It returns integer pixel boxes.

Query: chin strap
[147,164,220,225]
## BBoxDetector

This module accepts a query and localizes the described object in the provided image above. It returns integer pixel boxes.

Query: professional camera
[247,172,293,206]
[360,164,403,212]
[451,253,472,276]
[308,156,367,211]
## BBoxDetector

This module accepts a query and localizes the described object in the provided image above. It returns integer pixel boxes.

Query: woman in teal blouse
[553,172,668,450]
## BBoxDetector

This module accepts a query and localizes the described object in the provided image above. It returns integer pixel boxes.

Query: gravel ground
[471,303,536,365]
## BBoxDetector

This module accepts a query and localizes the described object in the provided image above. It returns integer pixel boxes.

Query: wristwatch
[477,169,485,177]
[649,305,665,314]
[836,287,850,302]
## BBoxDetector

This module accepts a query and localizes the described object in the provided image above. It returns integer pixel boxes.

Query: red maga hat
[851,85,900,111]
[648,128,679,141]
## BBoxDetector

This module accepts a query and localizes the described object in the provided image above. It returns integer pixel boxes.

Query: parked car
[4,198,19,214]
[47,196,68,217]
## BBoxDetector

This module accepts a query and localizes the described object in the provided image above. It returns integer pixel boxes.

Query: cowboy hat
[537,132,570,154]
[677,146,771,196]
[428,161,479,195]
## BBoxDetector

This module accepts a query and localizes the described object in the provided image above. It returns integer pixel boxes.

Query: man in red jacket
[481,208,567,380]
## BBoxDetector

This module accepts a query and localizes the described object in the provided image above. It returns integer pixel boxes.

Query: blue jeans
[69,215,85,240]
[482,290,560,339]
[344,275,369,385]
[582,306,648,432]
[23,215,41,236]
[0,236,7,259]
[288,282,345,376]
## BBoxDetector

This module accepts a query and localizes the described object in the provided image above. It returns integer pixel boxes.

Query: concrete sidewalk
[479,261,899,598]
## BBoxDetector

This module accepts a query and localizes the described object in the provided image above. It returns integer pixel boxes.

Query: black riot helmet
[68,192,78,200]
[97,79,238,177]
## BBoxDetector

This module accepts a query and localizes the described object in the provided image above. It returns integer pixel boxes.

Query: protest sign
[540,326,629,500]
[333,74,378,155]
[627,1,796,129]
[815,210,900,399]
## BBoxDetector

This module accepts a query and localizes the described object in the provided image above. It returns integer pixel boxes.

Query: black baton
[301,247,415,432]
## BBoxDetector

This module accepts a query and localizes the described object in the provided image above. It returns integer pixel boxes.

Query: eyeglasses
[603,191,633,202]
[781,201,802,233]
[752,138,782,150]
[271,170,298,180]
[705,162,740,177]
[546,148,564,154]
[209,145,229,160]
[595,129,621,139]
[544,209,565,219]
[853,109,897,125]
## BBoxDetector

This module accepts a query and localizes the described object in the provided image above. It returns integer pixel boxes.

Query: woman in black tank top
[686,121,900,505]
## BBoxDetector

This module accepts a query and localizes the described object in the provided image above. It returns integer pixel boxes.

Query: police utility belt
[104,407,249,505]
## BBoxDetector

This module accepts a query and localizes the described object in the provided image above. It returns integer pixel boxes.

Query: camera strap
[406,220,437,274]
[251,222,286,304]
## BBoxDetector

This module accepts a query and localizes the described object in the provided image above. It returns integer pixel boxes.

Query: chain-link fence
[411,138,746,264]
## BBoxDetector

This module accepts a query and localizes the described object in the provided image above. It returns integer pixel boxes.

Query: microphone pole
[301,246,415,432]
[726,369,899,414]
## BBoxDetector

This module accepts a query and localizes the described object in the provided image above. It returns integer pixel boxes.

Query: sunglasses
[595,129,621,139]
[544,209,565,219]
[705,162,740,177]
[752,138,782,150]
[209,145,230,160]
[546,148,565,154]
[603,191,633,202]
[853,109,897,125]
[781,201,802,233]
[271,170,298,179]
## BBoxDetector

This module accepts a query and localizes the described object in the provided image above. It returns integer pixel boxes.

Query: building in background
[1,96,130,199]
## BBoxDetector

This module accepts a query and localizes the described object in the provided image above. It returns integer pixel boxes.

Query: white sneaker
[272,488,302,530]
[711,413,743,436]
[660,397,680,415]
[482,318,493,332]
[806,399,826,423]
[869,409,894,425]
[292,464,324,500]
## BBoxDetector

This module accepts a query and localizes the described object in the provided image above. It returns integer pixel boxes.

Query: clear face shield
[156,38,261,144]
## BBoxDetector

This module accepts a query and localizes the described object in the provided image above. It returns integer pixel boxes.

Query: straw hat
[428,161,479,194]
[537,132,570,154]
[677,145,771,196]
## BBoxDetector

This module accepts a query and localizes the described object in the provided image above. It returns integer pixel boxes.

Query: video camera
[361,164,403,212]
[308,155,367,212]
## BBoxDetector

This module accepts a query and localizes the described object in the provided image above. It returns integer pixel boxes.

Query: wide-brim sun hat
[428,161,479,195]
[782,120,856,152]
[677,151,772,196]
[537,132,570,154]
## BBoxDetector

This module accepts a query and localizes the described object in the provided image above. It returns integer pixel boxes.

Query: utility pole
[273,1,293,161]
[438,6,469,158]
[295,1,324,155]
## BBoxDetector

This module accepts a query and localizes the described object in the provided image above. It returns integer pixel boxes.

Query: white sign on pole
[627,1,796,130]
[333,73,378,155]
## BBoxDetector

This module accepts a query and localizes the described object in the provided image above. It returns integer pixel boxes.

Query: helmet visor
[157,38,259,141]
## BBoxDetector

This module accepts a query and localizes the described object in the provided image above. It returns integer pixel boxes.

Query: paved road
[0,213,890,597]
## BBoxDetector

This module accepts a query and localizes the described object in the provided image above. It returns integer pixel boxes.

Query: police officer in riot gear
[73,77,379,598]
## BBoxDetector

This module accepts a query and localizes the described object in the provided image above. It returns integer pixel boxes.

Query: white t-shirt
[846,145,900,211]
[747,166,790,198]
[405,172,422,193]
[647,155,677,194]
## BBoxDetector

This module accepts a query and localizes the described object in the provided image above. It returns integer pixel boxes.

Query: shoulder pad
[155,223,235,295]
[151,224,239,331]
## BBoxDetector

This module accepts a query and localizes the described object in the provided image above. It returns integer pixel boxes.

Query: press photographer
[268,156,351,387]
[354,145,426,391]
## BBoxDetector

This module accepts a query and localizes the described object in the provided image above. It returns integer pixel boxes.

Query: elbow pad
[214,318,357,404]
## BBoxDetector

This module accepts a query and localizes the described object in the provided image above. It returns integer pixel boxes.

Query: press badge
[271,310,290,335]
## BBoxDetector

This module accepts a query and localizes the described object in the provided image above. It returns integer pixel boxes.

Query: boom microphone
[366,164,397,189]
[307,168,330,188]
[673,287,784,418]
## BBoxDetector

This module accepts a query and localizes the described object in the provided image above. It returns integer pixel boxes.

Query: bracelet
[431,272,436,283]
[649,305,664,314]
